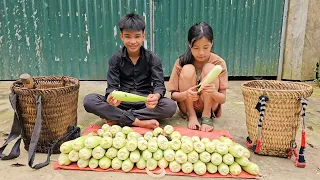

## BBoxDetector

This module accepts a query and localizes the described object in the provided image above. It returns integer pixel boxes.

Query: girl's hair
[179,22,214,67]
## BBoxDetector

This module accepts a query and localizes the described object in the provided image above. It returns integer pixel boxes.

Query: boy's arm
[150,55,166,98]
[105,55,120,97]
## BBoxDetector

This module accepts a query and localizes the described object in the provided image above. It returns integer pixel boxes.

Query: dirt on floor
[0,81,319,180]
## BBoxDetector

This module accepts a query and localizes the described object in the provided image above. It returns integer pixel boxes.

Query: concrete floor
[0,81,319,180]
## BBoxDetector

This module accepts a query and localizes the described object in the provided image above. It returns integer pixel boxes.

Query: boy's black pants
[83,93,177,126]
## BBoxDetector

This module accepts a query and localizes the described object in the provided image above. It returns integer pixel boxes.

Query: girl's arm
[212,89,226,104]
[202,84,226,104]
[171,86,199,102]
[171,91,188,102]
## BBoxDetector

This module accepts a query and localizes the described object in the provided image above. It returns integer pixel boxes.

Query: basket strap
[28,126,80,169]
[0,93,23,160]
[28,95,81,169]
[294,98,308,168]
[253,95,268,153]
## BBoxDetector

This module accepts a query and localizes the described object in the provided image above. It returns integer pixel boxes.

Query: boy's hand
[185,86,199,101]
[202,84,218,97]
[146,93,160,109]
[107,94,121,107]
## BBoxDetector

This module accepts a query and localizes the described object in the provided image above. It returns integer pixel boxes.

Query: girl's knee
[202,63,215,76]
[180,64,196,80]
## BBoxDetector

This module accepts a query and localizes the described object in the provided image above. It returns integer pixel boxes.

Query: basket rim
[240,80,313,92]
[11,75,80,92]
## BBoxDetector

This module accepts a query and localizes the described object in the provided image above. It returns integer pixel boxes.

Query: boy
[83,13,176,129]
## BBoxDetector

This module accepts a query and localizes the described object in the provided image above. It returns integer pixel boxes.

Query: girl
[168,22,228,132]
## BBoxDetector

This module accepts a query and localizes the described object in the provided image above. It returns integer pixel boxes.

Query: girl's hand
[184,86,199,101]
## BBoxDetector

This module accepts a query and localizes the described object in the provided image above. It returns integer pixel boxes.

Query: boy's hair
[118,13,145,32]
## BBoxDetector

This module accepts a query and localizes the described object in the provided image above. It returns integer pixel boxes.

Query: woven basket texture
[11,76,79,153]
[241,80,313,157]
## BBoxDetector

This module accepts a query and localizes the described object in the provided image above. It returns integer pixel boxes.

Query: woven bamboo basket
[241,80,313,157]
[11,76,80,153]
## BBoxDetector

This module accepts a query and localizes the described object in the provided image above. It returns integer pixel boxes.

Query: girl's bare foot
[132,118,159,129]
[201,124,214,132]
[187,114,201,130]
[200,117,214,132]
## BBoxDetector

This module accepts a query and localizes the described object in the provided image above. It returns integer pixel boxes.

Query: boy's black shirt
[105,46,166,98]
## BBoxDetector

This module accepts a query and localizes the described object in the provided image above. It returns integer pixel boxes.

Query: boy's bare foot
[187,114,201,130]
[132,118,159,129]
[103,119,117,126]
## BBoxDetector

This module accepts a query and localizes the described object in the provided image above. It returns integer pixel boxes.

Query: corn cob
[197,65,223,93]
[111,90,147,102]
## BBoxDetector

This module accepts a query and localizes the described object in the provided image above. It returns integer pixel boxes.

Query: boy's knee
[83,94,99,112]
[161,98,177,117]
[181,64,196,79]
[168,100,177,116]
